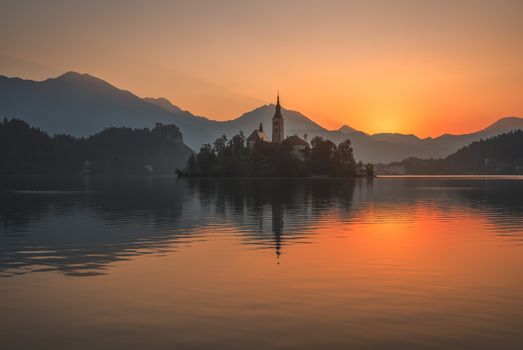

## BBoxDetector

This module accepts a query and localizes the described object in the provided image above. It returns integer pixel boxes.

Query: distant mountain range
[389,130,523,174]
[0,118,192,175]
[1,71,523,163]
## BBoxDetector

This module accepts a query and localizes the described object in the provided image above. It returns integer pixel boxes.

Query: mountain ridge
[1,71,522,162]
[390,130,523,174]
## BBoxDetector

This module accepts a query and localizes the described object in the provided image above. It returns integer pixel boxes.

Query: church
[246,94,309,161]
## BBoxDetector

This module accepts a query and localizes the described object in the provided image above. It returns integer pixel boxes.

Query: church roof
[283,135,309,146]
[247,129,268,142]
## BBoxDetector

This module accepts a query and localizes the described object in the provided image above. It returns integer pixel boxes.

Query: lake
[1,176,523,349]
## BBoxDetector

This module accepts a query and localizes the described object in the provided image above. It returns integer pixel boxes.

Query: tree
[338,139,356,176]
[309,137,336,175]
[187,153,198,176]
[196,144,215,176]
[1,119,192,175]
[178,133,366,178]
[365,163,374,177]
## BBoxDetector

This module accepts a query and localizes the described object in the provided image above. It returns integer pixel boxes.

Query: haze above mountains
[1,71,522,163]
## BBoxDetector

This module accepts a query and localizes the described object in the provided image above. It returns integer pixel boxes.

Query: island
[177,95,374,178]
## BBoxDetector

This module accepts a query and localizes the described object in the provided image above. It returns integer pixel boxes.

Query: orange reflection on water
[2,198,522,349]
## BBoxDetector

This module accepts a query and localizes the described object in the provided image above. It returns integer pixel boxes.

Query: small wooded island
[177,95,374,178]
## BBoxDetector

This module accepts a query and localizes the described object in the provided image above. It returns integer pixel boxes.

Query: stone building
[282,135,309,161]
[247,123,269,150]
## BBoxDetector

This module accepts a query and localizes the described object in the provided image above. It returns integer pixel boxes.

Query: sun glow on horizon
[1,0,522,137]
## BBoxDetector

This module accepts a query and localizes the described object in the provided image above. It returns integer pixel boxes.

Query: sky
[1,0,522,137]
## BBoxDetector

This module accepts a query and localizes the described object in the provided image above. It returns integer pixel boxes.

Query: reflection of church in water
[249,183,306,262]
[271,197,284,260]
[246,93,309,161]
[251,193,286,261]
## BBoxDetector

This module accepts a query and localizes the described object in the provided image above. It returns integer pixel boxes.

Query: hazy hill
[146,98,326,143]
[338,125,359,134]
[391,130,523,174]
[2,72,523,163]
[0,73,325,152]
[0,72,217,149]
[147,99,328,147]
[229,104,324,134]
[144,97,184,114]
[0,71,177,134]
[0,118,193,175]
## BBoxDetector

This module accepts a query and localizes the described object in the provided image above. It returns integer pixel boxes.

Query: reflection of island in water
[188,179,358,259]
[0,177,357,276]
[1,176,523,277]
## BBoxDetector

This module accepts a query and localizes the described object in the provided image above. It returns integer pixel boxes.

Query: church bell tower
[272,93,284,143]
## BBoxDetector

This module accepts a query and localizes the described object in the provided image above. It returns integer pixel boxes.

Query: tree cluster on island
[387,130,523,174]
[176,133,374,178]
[0,119,192,175]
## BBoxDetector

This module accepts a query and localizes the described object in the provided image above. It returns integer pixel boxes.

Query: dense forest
[0,119,192,175]
[390,130,523,174]
[177,133,374,177]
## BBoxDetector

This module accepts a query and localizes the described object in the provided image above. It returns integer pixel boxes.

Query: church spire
[272,91,284,142]
[274,91,282,119]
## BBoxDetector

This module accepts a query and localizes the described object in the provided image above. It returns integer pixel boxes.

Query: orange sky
[1,0,522,137]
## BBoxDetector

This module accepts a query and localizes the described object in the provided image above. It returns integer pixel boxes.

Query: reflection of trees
[2,176,522,277]
[0,177,190,277]
[452,179,523,234]
[348,177,523,237]
[187,179,357,258]
[1,178,358,276]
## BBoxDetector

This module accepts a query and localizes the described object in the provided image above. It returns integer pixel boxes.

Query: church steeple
[272,92,284,143]
[274,92,282,119]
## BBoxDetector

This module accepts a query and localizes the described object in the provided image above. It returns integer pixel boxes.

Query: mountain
[144,97,184,114]
[370,133,420,144]
[1,72,522,162]
[477,116,523,136]
[309,117,523,163]
[389,130,523,174]
[0,72,218,149]
[149,100,327,145]
[338,125,359,134]
[406,116,523,160]
[0,71,174,134]
[143,93,523,163]
[0,118,193,175]
[0,72,324,152]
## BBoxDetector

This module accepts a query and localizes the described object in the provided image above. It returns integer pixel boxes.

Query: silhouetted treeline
[0,119,192,175]
[178,133,373,177]
[391,130,523,174]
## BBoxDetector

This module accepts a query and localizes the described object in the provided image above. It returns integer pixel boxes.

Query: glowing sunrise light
[1,0,522,136]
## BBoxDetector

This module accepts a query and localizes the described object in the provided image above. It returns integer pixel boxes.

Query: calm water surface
[1,176,522,349]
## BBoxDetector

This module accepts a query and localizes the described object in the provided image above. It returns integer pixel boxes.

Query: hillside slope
[391,130,523,174]
[2,72,523,162]
[0,118,193,175]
